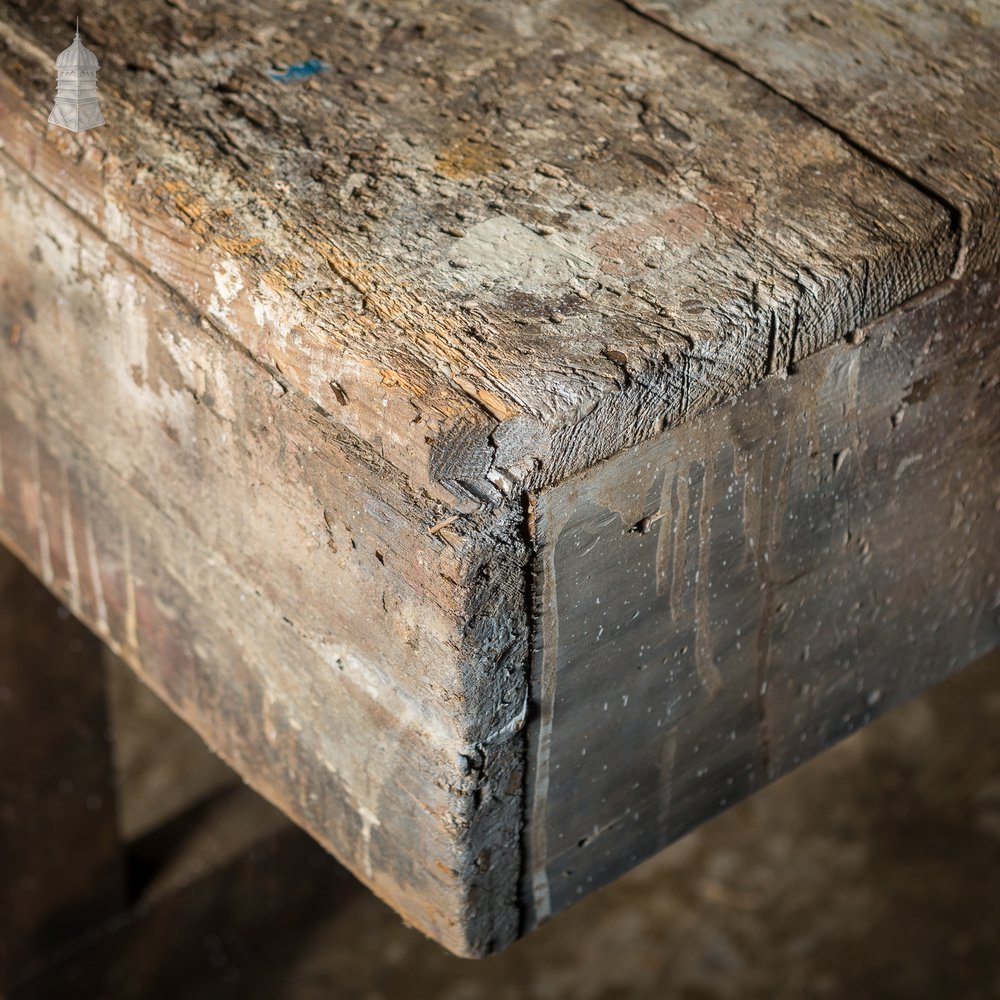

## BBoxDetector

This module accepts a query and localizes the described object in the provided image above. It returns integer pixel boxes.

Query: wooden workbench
[0,0,997,958]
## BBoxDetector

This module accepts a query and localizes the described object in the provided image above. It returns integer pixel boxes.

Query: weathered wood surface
[525,272,1000,925]
[0,158,526,956]
[0,0,996,957]
[0,547,126,983]
[0,0,964,499]
[631,0,1000,274]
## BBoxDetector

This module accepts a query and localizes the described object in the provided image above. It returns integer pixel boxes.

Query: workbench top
[2,0,993,505]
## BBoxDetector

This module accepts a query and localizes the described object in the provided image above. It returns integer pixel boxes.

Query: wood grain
[0,0,958,498]
[525,272,1000,926]
[0,155,526,956]
[0,0,994,955]
[630,0,1000,273]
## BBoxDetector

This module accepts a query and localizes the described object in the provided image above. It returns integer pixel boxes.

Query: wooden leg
[0,545,127,985]
[13,788,362,1000]
[0,545,358,997]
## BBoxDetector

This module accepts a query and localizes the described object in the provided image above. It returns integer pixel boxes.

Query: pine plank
[0,0,958,497]
[631,0,1000,272]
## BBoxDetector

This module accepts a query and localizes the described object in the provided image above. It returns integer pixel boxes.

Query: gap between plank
[615,0,968,279]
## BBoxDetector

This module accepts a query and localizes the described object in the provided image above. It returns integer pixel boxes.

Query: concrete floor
[110,649,1000,1000]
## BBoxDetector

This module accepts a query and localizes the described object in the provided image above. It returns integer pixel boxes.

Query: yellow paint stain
[159,182,268,260]
[321,250,404,323]
[216,235,264,257]
[380,368,429,398]
[260,256,305,295]
[413,326,477,371]
[452,378,518,420]
[434,136,504,179]
[161,178,211,236]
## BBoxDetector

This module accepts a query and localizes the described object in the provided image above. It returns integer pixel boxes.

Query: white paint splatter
[358,805,381,879]
[451,216,597,294]
[209,259,244,320]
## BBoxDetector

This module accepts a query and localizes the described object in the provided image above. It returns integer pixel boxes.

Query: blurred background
[22,642,999,1000]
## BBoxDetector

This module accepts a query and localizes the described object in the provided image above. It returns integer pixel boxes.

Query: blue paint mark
[269,58,327,82]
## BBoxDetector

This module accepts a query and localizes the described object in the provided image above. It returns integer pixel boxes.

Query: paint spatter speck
[269,59,328,82]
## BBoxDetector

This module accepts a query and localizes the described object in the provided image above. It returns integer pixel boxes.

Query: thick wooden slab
[0,0,994,957]
[525,272,1000,925]
[631,0,1000,273]
[0,0,956,499]
[0,158,526,956]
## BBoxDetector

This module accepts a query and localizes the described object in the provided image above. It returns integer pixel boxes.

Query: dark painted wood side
[524,273,1000,926]
[0,545,126,983]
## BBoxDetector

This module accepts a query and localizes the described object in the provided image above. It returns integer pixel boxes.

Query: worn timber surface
[0,0,997,958]
[632,0,1000,273]
[0,0,975,500]
[0,158,527,956]
[526,272,1000,924]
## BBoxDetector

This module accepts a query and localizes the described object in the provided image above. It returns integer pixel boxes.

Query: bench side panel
[0,154,519,956]
[525,273,1000,925]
